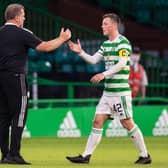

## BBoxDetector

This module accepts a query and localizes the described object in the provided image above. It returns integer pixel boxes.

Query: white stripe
[104,56,130,62]
[18,74,27,127]
[103,47,116,52]
[60,111,77,129]
[5,22,17,26]
[104,56,119,61]
[100,46,104,50]
[106,74,129,79]
[65,118,70,129]
[162,110,168,125]
[117,44,131,50]
[67,111,76,129]
[23,28,33,34]
[18,96,27,127]
[105,83,129,88]
[60,123,65,129]
[98,47,103,54]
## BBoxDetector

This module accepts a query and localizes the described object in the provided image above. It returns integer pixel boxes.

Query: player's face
[15,9,25,27]
[101,17,114,36]
[131,53,140,62]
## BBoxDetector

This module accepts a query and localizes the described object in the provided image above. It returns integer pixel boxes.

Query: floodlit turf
[0,136,168,168]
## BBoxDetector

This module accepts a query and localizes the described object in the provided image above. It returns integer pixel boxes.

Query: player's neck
[109,31,120,41]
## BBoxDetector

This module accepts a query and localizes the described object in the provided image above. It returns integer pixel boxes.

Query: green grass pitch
[0,137,168,168]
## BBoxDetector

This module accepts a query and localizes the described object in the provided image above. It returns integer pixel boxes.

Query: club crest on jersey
[118,49,129,58]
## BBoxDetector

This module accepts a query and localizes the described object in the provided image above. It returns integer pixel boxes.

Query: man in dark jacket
[0,3,71,165]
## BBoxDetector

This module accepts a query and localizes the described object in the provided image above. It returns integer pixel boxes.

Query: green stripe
[116,70,130,75]
[127,61,130,66]
[128,126,139,136]
[102,43,118,47]
[92,128,103,134]
[105,79,128,83]
[103,50,131,56]
[129,126,138,134]
[119,40,130,45]
[104,88,130,92]
[121,96,129,119]
[119,35,127,41]
[103,51,118,56]
[102,40,130,47]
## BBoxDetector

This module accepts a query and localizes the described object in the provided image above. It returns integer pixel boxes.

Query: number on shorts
[113,103,122,112]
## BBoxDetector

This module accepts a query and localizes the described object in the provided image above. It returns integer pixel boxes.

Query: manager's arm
[36,28,71,52]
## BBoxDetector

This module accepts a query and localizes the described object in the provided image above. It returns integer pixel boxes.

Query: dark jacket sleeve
[21,28,42,49]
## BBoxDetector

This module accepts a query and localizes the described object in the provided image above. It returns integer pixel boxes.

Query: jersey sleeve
[117,40,132,59]
[21,28,42,49]
[79,50,103,64]
[97,44,104,55]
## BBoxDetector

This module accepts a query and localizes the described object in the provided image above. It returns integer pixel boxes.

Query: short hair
[132,46,141,54]
[103,13,121,24]
[5,3,24,21]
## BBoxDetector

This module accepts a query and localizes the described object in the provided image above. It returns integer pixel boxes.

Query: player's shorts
[96,95,133,120]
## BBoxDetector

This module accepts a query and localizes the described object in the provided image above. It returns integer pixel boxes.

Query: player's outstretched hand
[90,73,105,83]
[68,39,82,54]
[59,27,71,42]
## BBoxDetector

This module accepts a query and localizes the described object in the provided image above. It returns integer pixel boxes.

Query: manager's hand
[59,28,71,42]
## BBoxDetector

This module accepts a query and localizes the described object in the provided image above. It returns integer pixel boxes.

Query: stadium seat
[86,62,104,73]
[28,49,38,61]
[61,64,73,73]
[28,61,38,72]
[36,61,52,72]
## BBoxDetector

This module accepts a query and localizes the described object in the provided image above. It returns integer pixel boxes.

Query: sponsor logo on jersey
[57,110,81,137]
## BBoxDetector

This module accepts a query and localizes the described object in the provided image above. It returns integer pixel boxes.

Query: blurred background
[0,0,168,138]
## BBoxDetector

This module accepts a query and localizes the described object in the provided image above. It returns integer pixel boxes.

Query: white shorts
[96,95,133,120]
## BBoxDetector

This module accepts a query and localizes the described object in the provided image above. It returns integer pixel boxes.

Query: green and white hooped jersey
[98,35,132,96]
